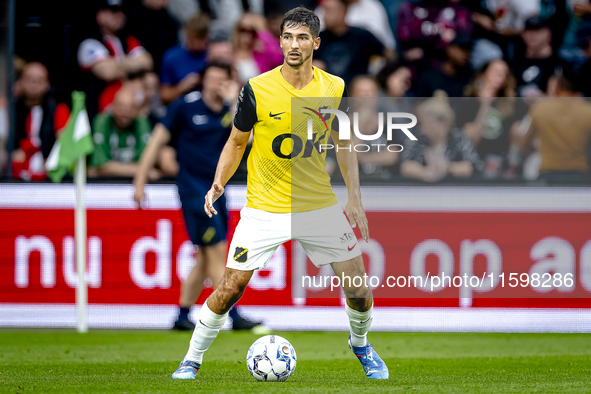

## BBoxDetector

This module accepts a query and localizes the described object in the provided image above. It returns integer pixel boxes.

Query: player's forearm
[95,161,140,177]
[160,85,185,105]
[214,135,248,186]
[334,138,362,202]
[134,124,169,186]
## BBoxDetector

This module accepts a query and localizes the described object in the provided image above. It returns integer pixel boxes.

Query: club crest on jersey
[193,115,208,125]
[233,247,248,263]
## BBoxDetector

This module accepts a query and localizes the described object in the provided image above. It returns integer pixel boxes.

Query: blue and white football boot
[171,359,201,379]
[348,335,389,379]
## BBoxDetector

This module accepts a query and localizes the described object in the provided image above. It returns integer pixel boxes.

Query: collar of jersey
[275,65,319,96]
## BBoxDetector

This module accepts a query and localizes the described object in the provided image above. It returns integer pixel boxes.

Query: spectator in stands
[485,0,540,35]
[160,13,210,104]
[376,61,413,98]
[78,0,153,120]
[511,17,562,97]
[12,62,70,181]
[264,3,284,38]
[90,87,155,178]
[314,0,385,85]
[520,73,591,182]
[231,13,284,83]
[349,75,401,179]
[165,0,199,30]
[208,39,234,63]
[400,92,482,182]
[416,35,473,97]
[466,2,504,70]
[396,0,473,81]
[127,0,179,74]
[143,71,167,127]
[461,60,528,177]
[556,0,588,63]
[578,22,591,97]
[316,0,396,54]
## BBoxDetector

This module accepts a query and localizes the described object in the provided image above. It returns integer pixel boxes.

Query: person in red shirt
[12,62,70,181]
[77,0,153,119]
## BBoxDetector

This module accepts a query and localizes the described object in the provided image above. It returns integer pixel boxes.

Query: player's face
[280,25,320,68]
[202,67,229,98]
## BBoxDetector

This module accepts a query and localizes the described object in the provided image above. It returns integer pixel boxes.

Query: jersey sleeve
[78,38,110,70]
[134,116,152,162]
[160,97,183,140]
[332,85,349,133]
[233,81,258,132]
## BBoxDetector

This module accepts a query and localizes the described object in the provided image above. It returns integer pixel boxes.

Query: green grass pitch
[1,329,591,393]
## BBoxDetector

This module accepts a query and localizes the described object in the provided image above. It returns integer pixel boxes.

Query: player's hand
[220,80,240,103]
[345,198,370,243]
[133,183,146,209]
[204,182,225,218]
[148,168,161,181]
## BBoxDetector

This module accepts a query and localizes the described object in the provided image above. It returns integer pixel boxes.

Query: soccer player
[132,61,262,331]
[172,7,389,380]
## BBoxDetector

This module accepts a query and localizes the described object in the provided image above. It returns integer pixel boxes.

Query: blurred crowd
[1,0,591,183]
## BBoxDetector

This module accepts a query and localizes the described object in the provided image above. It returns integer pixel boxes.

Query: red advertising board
[1,184,590,311]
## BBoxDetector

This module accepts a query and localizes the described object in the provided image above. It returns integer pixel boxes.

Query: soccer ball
[246,335,297,382]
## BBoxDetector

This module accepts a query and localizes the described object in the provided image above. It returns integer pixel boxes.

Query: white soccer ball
[246,335,297,382]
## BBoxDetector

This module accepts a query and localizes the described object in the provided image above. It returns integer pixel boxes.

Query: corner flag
[45,91,94,182]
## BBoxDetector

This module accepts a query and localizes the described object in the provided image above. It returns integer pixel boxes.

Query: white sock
[346,303,373,348]
[185,300,229,364]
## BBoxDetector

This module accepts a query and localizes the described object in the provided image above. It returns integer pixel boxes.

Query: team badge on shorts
[233,247,248,263]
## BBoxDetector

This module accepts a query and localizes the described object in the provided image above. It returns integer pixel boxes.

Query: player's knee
[347,295,373,312]
[344,286,372,307]
[344,285,372,300]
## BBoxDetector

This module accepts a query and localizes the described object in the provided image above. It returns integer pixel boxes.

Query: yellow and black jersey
[234,65,347,213]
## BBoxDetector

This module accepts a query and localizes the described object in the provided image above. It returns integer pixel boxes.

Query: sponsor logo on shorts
[202,227,216,244]
[340,232,354,244]
[233,247,248,263]
[348,243,357,252]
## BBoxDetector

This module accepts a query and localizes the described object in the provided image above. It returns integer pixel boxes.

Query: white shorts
[226,204,361,271]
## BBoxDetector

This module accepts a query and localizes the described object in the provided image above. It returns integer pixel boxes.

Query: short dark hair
[376,61,408,91]
[200,61,232,78]
[186,12,210,38]
[280,7,320,38]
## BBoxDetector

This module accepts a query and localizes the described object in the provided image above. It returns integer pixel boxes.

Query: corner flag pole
[75,155,88,333]
[45,91,94,333]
